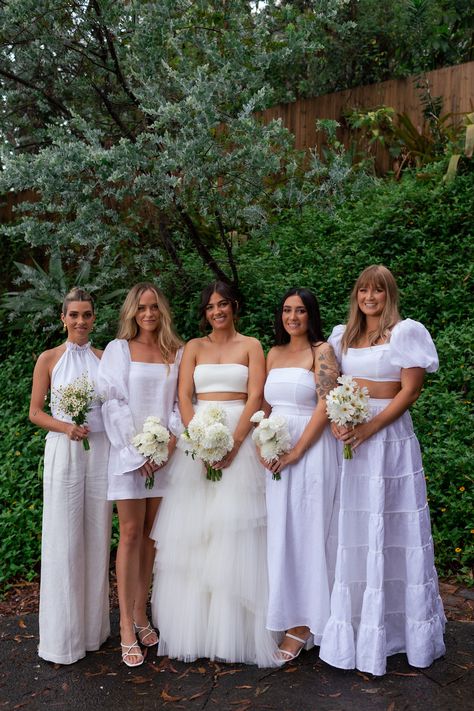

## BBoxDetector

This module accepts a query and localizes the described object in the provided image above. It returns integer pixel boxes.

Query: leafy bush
[1,166,472,587]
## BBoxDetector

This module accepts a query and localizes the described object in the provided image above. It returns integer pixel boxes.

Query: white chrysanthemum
[252,413,292,463]
[200,404,226,425]
[250,410,265,423]
[133,416,170,464]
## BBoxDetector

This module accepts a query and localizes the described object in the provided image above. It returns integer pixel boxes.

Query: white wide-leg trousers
[38,431,112,664]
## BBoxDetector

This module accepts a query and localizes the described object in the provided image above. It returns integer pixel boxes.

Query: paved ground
[1,593,473,711]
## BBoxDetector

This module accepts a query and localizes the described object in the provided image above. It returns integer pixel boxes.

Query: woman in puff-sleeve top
[319,265,445,677]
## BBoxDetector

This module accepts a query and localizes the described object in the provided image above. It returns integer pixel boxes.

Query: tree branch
[90,82,136,140]
[176,206,230,283]
[90,0,141,109]
[215,211,239,288]
[0,67,71,118]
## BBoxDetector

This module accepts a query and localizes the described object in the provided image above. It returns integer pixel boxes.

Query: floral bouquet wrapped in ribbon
[53,373,98,451]
[182,404,234,482]
[326,375,370,459]
[250,410,292,480]
[132,416,170,489]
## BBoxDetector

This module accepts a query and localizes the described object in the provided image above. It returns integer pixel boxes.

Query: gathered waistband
[195,399,245,409]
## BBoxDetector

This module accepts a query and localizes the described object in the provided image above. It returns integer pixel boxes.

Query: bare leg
[133,497,161,645]
[116,499,146,664]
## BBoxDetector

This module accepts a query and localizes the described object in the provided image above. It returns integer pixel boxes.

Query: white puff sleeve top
[328,319,438,380]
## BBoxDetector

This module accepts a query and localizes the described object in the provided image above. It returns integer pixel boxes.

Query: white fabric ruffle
[151,400,279,667]
[319,400,445,676]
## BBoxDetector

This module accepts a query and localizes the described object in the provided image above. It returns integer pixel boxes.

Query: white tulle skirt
[319,399,445,676]
[150,400,280,668]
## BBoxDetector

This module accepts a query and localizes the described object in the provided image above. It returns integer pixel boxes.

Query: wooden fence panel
[258,61,474,173]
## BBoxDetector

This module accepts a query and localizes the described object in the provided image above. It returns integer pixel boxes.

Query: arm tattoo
[315,350,338,399]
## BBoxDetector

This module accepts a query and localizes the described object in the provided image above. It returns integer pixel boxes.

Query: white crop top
[194,363,249,394]
[329,319,439,382]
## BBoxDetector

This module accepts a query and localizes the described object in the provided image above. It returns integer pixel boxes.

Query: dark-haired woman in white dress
[262,287,340,663]
[151,281,279,667]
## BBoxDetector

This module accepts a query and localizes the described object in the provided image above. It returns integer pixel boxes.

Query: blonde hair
[62,287,94,315]
[117,282,183,363]
[341,265,401,352]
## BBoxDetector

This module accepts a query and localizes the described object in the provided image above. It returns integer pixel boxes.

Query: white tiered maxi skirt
[319,399,445,676]
[150,400,279,668]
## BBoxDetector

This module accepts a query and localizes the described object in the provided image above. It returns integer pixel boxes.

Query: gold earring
[63,322,67,331]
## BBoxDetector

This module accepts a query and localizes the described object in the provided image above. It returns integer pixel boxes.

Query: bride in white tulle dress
[150,281,279,667]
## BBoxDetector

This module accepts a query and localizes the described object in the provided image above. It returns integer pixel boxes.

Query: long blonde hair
[341,265,401,352]
[117,282,183,363]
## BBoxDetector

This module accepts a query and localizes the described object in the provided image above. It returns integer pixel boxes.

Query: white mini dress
[98,339,182,500]
[319,319,445,676]
[264,367,340,644]
[151,364,280,667]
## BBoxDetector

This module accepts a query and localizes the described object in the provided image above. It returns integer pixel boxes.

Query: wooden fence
[1,62,473,224]
[258,61,474,173]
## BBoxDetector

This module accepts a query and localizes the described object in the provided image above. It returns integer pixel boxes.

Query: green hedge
[1,167,472,587]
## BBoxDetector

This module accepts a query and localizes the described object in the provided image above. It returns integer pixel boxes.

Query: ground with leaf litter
[1,606,473,711]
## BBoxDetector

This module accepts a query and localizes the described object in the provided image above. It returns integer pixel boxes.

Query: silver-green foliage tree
[0,0,357,292]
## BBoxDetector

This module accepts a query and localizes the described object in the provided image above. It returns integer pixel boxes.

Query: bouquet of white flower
[250,410,292,480]
[326,375,370,459]
[53,373,98,451]
[182,404,234,482]
[132,416,170,489]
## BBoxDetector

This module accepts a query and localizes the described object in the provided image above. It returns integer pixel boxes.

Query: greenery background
[0,1,472,589]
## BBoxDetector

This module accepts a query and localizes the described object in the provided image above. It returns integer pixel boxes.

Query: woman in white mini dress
[99,283,183,667]
[29,287,112,664]
[262,288,340,662]
[151,281,279,667]
[319,264,445,676]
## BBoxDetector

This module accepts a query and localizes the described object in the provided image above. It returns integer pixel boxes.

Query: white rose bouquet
[326,375,370,459]
[250,410,292,480]
[182,404,234,482]
[132,416,170,489]
[53,373,98,451]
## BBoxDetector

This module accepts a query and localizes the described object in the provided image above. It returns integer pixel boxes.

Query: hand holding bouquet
[53,373,98,450]
[182,404,234,482]
[250,410,292,480]
[326,375,370,459]
[132,416,170,489]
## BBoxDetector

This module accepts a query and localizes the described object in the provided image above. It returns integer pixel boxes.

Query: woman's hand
[268,448,301,476]
[213,441,242,469]
[339,421,377,450]
[330,422,345,440]
[65,423,89,442]
[137,460,157,478]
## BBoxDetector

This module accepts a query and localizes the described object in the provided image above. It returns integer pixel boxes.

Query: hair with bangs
[62,287,94,315]
[341,265,401,352]
[198,281,239,333]
[117,282,183,363]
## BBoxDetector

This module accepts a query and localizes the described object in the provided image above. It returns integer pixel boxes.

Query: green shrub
[1,167,472,586]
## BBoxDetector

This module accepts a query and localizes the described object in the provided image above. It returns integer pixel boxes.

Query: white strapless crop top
[194,363,249,394]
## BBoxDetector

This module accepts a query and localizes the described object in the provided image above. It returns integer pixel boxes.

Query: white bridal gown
[264,367,340,644]
[151,363,279,667]
[319,319,446,676]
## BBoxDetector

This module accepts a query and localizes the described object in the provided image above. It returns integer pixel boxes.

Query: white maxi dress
[151,363,279,668]
[98,339,182,500]
[264,367,340,644]
[319,319,446,676]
